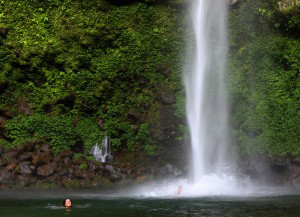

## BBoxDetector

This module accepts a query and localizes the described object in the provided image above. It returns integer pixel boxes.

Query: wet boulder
[59,150,73,158]
[5,162,17,171]
[36,163,57,177]
[18,152,33,162]
[0,169,11,183]
[16,174,37,187]
[290,175,300,188]
[32,152,51,165]
[0,145,4,157]
[104,165,122,182]
[39,151,54,164]
[291,157,300,167]
[271,156,290,169]
[87,160,97,172]
[157,164,182,178]
[159,93,175,105]
[0,159,4,167]
[120,163,132,175]
[74,170,94,180]
[63,157,72,165]
[285,165,300,186]
[19,142,35,153]
[3,150,18,159]
[56,167,68,176]
[17,162,32,174]
[39,143,50,152]
[105,155,113,163]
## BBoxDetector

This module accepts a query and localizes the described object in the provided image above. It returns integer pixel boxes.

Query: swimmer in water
[63,198,72,208]
[177,185,183,195]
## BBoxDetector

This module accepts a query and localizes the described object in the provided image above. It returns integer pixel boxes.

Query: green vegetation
[228,0,300,155]
[79,163,88,170]
[0,0,185,157]
[1,0,299,161]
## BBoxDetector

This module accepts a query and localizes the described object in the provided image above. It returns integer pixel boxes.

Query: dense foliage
[1,0,299,162]
[228,0,300,155]
[0,0,185,157]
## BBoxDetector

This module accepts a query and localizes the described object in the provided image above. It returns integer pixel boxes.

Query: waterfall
[91,136,113,163]
[184,0,230,182]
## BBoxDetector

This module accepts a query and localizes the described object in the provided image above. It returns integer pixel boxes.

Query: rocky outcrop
[239,154,300,187]
[156,163,182,178]
[0,142,183,189]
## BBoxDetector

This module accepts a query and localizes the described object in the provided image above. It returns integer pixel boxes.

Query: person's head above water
[63,198,72,208]
[177,186,183,195]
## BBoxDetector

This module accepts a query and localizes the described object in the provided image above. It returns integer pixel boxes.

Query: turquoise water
[1,192,300,217]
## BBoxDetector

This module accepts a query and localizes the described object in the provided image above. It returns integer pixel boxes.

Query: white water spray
[185,0,230,182]
[132,0,255,197]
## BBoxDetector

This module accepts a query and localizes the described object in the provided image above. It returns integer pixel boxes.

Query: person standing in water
[63,198,72,208]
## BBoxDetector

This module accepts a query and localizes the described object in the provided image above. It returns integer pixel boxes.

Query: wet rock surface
[239,154,300,187]
[2,142,300,189]
[0,143,184,189]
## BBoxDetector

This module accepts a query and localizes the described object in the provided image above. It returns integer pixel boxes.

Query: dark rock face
[291,157,300,167]
[0,169,11,182]
[0,145,3,153]
[39,151,53,164]
[17,162,32,174]
[285,165,300,187]
[19,152,32,162]
[6,162,17,171]
[239,155,284,184]
[105,165,122,182]
[37,163,56,177]
[4,150,18,159]
[39,144,50,152]
[0,142,184,189]
[159,93,175,105]
[19,142,35,153]
[74,170,94,180]
[16,174,37,186]
[63,157,72,165]
[157,164,182,178]
[59,150,73,158]
[239,154,300,187]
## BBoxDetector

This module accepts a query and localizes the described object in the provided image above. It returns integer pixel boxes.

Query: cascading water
[138,0,251,197]
[91,136,113,163]
[138,0,250,197]
[185,0,230,182]
[133,0,256,197]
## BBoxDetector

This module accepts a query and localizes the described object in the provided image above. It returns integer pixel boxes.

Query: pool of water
[1,190,300,217]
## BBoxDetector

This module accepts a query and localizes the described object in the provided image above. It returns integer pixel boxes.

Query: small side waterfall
[185,0,230,182]
[91,136,113,163]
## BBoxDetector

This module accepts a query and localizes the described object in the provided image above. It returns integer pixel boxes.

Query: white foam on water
[131,174,259,198]
[130,175,300,198]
